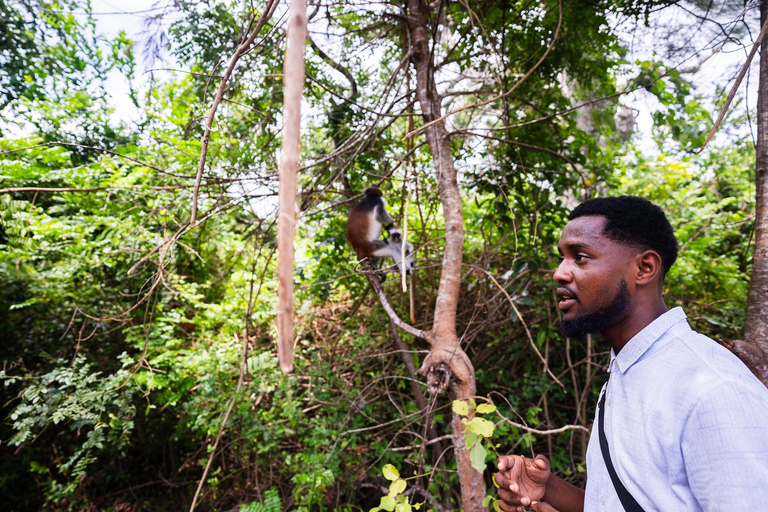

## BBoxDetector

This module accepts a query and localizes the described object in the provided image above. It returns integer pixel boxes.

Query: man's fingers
[497,488,528,506]
[496,499,526,512]
[494,469,516,491]
[531,501,560,512]
[497,489,531,507]
[498,455,517,471]
[533,454,550,470]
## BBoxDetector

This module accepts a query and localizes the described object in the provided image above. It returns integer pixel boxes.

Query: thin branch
[190,0,280,226]
[308,35,357,99]
[468,265,565,389]
[366,270,431,341]
[698,13,768,154]
[404,0,563,141]
[0,185,188,194]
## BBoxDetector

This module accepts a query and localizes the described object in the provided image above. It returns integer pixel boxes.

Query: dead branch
[277,0,308,374]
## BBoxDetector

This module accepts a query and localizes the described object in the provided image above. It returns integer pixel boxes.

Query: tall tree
[743,0,768,384]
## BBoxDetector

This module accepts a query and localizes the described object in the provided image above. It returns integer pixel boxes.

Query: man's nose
[553,261,571,284]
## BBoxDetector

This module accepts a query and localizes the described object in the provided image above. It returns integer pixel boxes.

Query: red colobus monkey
[347,188,414,275]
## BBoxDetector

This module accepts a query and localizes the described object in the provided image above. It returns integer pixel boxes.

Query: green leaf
[465,432,478,450]
[476,403,496,414]
[395,503,411,512]
[388,478,406,497]
[470,441,487,473]
[382,464,400,481]
[482,496,493,507]
[452,399,470,416]
[465,417,495,438]
[380,496,396,512]
[493,499,503,512]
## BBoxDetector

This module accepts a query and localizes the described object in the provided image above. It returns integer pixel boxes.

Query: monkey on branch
[346,187,414,279]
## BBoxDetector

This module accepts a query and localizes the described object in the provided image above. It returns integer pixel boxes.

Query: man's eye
[575,254,588,262]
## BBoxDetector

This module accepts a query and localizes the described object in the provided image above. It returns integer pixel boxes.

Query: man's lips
[557,288,577,311]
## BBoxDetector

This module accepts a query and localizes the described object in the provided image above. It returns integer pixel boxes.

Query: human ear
[634,250,662,286]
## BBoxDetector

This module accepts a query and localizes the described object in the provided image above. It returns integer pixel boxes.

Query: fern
[239,487,282,512]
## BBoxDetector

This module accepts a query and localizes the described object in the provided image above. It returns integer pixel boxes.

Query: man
[495,196,768,512]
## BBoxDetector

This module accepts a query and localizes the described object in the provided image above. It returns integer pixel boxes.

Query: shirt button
[600,495,606,505]
[607,397,612,406]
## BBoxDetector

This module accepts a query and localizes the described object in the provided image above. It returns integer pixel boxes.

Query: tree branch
[190,0,280,226]
[366,271,431,341]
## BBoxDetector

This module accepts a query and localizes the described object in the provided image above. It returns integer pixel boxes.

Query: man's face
[554,216,637,338]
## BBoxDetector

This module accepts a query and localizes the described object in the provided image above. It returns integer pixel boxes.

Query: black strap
[598,390,646,512]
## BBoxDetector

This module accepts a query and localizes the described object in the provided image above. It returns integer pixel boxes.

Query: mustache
[557,286,579,302]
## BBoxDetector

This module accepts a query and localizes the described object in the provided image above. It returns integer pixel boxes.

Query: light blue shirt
[585,307,768,511]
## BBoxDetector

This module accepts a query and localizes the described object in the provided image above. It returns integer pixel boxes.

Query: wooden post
[276,0,307,374]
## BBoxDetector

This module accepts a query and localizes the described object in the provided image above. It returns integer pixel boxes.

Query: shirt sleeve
[681,379,768,510]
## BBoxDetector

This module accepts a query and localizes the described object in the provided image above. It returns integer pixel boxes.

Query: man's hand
[495,454,551,512]
[531,502,560,512]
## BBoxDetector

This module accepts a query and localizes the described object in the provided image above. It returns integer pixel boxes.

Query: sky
[8,1,760,154]
[74,1,178,126]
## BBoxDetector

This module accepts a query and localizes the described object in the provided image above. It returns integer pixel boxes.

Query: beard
[560,279,630,339]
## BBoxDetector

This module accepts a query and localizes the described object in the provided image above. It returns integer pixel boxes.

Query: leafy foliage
[0,0,759,511]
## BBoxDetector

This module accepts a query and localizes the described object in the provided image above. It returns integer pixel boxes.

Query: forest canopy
[0,0,761,511]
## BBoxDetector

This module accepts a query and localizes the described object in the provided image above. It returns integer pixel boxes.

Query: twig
[403,0,563,141]
[190,0,280,226]
[366,270,431,341]
[698,14,768,154]
[467,265,565,389]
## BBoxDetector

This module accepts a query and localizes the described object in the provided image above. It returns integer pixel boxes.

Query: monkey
[386,228,415,275]
[347,188,413,276]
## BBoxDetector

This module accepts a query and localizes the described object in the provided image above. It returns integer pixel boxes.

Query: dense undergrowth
[0,0,757,510]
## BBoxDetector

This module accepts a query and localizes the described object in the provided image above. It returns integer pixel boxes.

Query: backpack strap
[598,389,646,512]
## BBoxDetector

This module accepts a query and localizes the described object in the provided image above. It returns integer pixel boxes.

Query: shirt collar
[608,307,687,374]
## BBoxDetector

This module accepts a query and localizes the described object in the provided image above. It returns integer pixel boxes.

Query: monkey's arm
[376,204,395,231]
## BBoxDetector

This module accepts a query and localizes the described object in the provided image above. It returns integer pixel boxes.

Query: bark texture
[276,0,308,373]
[404,1,484,508]
[744,0,768,385]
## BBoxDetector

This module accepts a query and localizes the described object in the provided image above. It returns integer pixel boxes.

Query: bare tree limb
[468,265,565,389]
[190,0,280,226]
[698,14,768,154]
[276,0,308,374]
[366,271,431,341]
[308,36,357,99]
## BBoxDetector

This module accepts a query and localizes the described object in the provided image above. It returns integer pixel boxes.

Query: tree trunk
[743,0,768,385]
[404,1,485,509]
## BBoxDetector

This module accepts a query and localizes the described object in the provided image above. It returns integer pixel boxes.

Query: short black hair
[569,196,678,277]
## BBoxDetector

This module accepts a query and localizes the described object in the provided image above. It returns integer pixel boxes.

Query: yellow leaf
[382,464,400,481]
[476,403,496,414]
[452,399,470,416]
[380,496,396,512]
[389,478,407,497]
[465,416,495,438]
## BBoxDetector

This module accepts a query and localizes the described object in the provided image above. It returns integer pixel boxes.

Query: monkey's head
[364,187,383,197]
[387,229,415,274]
